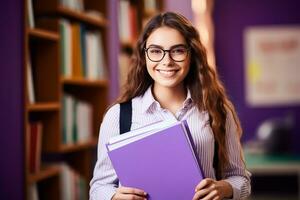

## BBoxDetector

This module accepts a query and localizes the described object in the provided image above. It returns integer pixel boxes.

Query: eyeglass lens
[146,45,188,62]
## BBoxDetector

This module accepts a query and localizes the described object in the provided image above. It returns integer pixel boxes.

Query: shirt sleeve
[222,111,251,200]
[89,104,120,200]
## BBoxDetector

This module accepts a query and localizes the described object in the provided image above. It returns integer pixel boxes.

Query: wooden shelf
[24,0,110,198]
[27,102,60,112]
[40,6,108,29]
[62,77,108,87]
[27,165,60,183]
[58,138,98,153]
[27,28,59,41]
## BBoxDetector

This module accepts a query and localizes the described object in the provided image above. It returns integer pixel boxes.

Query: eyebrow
[147,44,187,49]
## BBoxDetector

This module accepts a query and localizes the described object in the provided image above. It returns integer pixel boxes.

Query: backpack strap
[119,100,132,134]
[119,99,220,179]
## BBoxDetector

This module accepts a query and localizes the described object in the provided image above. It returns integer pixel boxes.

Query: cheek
[182,61,191,75]
[146,59,156,71]
[146,61,155,78]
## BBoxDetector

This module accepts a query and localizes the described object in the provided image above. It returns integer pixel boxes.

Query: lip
[156,69,179,78]
[156,68,180,72]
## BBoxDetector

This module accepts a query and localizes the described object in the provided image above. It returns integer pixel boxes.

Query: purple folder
[107,120,204,200]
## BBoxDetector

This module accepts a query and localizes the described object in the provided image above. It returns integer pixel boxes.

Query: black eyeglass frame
[144,45,190,62]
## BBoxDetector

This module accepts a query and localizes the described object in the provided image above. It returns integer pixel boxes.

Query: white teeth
[157,69,177,77]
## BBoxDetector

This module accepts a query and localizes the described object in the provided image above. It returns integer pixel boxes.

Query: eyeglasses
[144,45,190,62]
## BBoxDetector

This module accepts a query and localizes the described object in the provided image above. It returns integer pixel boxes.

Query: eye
[171,47,186,54]
[149,48,163,54]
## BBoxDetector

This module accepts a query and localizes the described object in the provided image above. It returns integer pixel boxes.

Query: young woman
[90,12,251,200]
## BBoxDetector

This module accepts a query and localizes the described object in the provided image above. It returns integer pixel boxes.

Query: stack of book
[118,0,138,43]
[60,163,87,200]
[60,20,107,80]
[62,94,93,144]
[107,120,204,199]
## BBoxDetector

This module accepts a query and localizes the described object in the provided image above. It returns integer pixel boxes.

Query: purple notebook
[106,120,204,200]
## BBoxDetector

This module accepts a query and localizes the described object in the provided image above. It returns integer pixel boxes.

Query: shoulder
[101,103,120,129]
[98,104,121,138]
[97,104,121,144]
[225,108,242,139]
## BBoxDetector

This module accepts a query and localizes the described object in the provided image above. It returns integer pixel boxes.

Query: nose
[161,51,172,65]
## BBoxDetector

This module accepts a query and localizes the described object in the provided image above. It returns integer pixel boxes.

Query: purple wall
[108,0,120,101]
[164,0,193,22]
[213,0,300,153]
[0,0,24,199]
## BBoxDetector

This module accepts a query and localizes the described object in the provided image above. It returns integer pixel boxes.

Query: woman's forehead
[146,26,186,48]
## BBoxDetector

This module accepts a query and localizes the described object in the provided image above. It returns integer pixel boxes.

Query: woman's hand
[112,186,147,200]
[192,178,233,200]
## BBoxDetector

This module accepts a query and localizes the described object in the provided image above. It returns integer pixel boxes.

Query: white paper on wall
[244,26,300,106]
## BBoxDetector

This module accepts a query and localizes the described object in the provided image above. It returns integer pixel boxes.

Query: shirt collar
[140,86,194,113]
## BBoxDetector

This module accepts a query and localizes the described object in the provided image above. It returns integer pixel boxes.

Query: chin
[155,80,183,89]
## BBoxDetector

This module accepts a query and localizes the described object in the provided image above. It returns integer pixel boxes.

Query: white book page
[107,119,178,151]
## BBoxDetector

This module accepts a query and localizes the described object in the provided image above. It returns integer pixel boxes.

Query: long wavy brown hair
[115,12,243,178]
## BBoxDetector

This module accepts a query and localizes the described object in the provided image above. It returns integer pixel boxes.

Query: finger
[194,189,210,199]
[118,186,147,196]
[195,178,214,191]
[192,191,201,200]
[213,196,220,200]
[193,183,219,200]
[202,189,219,200]
[117,193,147,200]
[193,186,214,200]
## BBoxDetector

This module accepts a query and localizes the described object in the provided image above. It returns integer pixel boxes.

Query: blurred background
[0,0,299,199]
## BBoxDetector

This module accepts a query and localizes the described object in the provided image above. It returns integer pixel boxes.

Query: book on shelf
[118,1,138,43]
[60,19,73,77]
[118,0,130,42]
[62,94,93,145]
[28,122,43,174]
[28,183,39,200]
[59,163,87,200]
[27,0,34,28]
[59,0,84,11]
[71,23,84,78]
[106,120,204,199]
[60,19,107,80]
[85,30,107,80]
[27,55,35,104]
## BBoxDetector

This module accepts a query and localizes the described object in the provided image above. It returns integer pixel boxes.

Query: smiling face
[145,26,191,91]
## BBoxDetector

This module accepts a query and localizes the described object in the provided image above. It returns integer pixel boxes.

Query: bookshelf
[24,0,109,199]
[118,0,164,88]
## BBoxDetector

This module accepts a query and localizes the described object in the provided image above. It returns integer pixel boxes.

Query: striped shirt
[89,86,251,200]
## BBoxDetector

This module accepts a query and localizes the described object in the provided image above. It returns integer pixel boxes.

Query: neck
[152,84,187,114]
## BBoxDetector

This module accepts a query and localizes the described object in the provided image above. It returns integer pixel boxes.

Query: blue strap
[119,100,132,134]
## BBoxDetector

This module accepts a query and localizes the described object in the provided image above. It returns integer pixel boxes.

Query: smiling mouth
[156,69,179,77]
